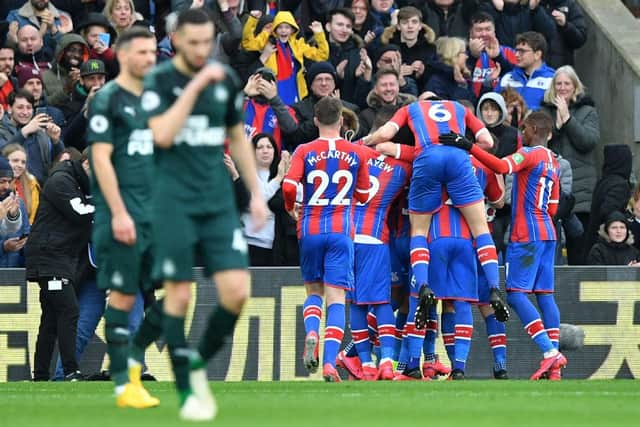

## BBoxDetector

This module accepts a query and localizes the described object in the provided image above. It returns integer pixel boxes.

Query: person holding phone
[0,155,29,268]
[76,13,118,79]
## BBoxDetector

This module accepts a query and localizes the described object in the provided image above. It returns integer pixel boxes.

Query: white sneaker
[189,368,217,419]
[179,394,216,422]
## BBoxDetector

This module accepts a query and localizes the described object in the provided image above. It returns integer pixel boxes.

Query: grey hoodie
[476,92,508,128]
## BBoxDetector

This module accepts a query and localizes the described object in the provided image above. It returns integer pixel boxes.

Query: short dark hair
[314,97,343,126]
[523,111,553,138]
[328,8,355,25]
[470,11,495,27]
[397,6,422,22]
[176,7,213,30]
[115,26,155,52]
[373,68,399,84]
[8,89,34,106]
[516,31,547,59]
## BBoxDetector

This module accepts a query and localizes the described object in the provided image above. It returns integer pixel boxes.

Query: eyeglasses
[515,48,533,55]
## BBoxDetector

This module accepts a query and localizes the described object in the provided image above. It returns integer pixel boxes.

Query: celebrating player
[140,8,268,421]
[283,96,370,382]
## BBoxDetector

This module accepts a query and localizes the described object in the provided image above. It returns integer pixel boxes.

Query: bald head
[17,25,43,54]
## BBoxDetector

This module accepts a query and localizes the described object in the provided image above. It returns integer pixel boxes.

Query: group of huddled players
[283,92,567,382]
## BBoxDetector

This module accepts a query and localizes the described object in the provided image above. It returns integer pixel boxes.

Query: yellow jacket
[242,11,329,101]
[26,174,40,225]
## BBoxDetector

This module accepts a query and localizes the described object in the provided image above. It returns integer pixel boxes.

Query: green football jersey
[140,61,244,214]
[87,80,154,225]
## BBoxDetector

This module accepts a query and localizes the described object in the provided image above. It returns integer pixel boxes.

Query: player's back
[296,138,369,237]
[353,147,412,243]
[510,146,559,242]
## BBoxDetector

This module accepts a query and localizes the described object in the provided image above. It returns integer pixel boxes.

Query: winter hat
[75,12,117,42]
[305,61,337,88]
[17,66,43,88]
[605,210,628,231]
[374,44,400,65]
[0,156,14,179]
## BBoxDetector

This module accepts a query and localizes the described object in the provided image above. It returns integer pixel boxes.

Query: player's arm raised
[362,106,407,146]
[91,143,137,246]
[148,64,226,148]
[354,148,371,204]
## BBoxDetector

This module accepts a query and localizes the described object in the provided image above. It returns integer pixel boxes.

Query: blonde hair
[103,0,138,32]
[544,65,586,105]
[2,144,34,216]
[435,36,466,68]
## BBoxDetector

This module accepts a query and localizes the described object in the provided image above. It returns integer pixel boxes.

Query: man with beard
[42,33,90,108]
[59,59,107,123]
[6,0,62,45]
[139,8,267,421]
[0,45,17,110]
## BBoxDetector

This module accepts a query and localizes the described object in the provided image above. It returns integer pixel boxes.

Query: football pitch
[2,380,639,427]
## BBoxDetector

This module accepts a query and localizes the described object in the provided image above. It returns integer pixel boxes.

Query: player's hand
[287,202,301,221]
[375,142,397,157]
[249,194,269,231]
[112,212,137,246]
[439,131,473,151]
[193,63,226,91]
[489,288,510,322]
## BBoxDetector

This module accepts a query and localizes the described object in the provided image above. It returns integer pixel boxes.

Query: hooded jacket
[587,212,640,266]
[540,94,600,213]
[42,34,90,107]
[381,22,436,85]
[241,11,330,102]
[476,92,522,159]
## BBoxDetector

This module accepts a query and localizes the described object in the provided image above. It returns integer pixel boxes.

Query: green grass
[2,381,639,427]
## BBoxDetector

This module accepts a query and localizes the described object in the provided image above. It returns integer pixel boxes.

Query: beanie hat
[374,44,400,65]
[605,210,628,230]
[305,61,337,88]
[0,156,14,179]
[17,66,43,88]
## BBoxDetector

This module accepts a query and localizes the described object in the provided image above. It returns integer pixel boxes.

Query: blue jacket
[496,62,555,111]
[0,199,29,268]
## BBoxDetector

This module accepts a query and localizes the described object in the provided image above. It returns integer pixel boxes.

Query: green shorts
[151,206,248,282]
[94,222,154,295]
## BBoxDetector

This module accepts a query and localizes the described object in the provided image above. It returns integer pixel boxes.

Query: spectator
[496,31,554,111]
[425,36,475,105]
[479,0,555,48]
[0,89,64,184]
[14,24,55,72]
[380,6,436,89]
[466,11,517,99]
[232,13,274,83]
[541,0,587,68]
[6,0,63,45]
[57,58,106,123]
[3,143,39,224]
[347,0,384,54]
[0,45,17,110]
[423,0,480,39]
[501,85,528,128]
[586,211,640,266]
[374,44,419,96]
[628,184,640,253]
[358,68,416,141]
[243,66,297,152]
[289,61,360,149]
[369,0,398,28]
[209,0,244,64]
[0,155,28,267]
[241,10,329,105]
[583,144,633,262]
[28,155,94,381]
[16,65,65,126]
[42,33,90,107]
[103,0,140,37]
[157,11,177,63]
[326,8,373,109]
[540,65,600,265]
[75,12,118,79]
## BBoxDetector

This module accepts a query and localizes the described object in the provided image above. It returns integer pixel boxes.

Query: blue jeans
[53,280,145,380]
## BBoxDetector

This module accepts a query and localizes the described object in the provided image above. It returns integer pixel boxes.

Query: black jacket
[480,0,556,48]
[423,0,479,39]
[25,160,94,281]
[328,35,373,110]
[541,0,587,68]
[587,225,640,266]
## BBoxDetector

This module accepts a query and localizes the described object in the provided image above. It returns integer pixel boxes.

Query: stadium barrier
[1,266,639,381]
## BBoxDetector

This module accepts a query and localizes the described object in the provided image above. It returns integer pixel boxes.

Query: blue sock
[507,292,554,353]
[536,293,560,349]
[409,236,429,286]
[475,233,499,287]
[303,295,323,337]
[406,294,425,369]
[394,311,407,361]
[485,313,507,372]
[323,303,345,368]
[441,311,455,364]
[453,301,473,372]
[422,304,438,360]
[374,304,396,361]
[349,304,371,364]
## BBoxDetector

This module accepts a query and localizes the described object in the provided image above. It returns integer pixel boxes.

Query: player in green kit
[140,8,267,421]
[87,27,160,409]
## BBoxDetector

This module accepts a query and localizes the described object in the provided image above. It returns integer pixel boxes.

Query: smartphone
[35,107,47,116]
[268,35,277,46]
[98,32,111,47]
[19,233,29,239]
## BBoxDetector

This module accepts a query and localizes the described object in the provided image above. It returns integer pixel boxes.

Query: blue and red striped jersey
[283,138,370,238]
[353,146,412,243]
[469,48,518,97]
[389,100,487,158]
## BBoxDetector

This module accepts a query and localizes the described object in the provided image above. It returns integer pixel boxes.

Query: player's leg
[441,301,456,366]
[350,303,375,379]
[373,303,396,380]
[422,303,451,378]
[409,213,435,329]
[394,289,427,380]
[451,300,473,380]
[391,287,408,361]
[479,304,508,379]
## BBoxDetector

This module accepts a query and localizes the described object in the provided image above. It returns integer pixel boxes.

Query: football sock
[343,340,358,358]
[536,293,560,349]
[394,311,408,360]
[475,233,499,287]
[410,236,430,286]
[406,294,425,369]
[441,311,455,364]
[422,304,438,359]
[374,303,396,361]
[130,298,164,364]
[104,305,130,387]
[453,301,473,372]
[323,303,345,368]
[164,313,191,405]
[350,304,372,364]
[485,313,507,372]
[303,294,323,337]
[507,291,554,354]
[198,305,239,362]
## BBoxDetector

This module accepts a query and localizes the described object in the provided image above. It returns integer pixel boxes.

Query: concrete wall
[575,0,640,177]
